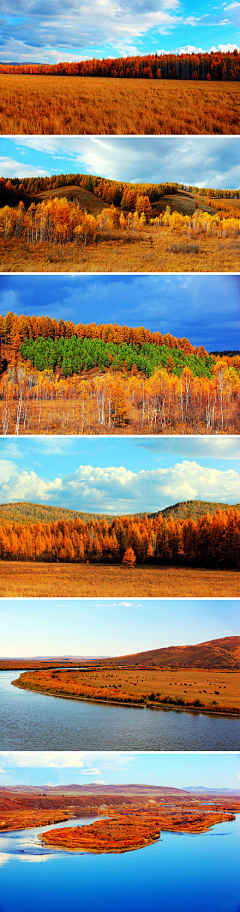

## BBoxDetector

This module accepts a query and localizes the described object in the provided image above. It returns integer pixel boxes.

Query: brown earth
[0,76,239,134]
[1,230,239,273]
[13,664,240,717]
[0,562,239,597]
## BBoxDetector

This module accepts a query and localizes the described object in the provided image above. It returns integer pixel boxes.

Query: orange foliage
[0,506,239,569]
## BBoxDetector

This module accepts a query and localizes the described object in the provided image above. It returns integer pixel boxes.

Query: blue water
[0,670,239,750]
[0,815,239,912]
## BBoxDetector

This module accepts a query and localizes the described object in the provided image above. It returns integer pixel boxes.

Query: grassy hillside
[0,499,239,526]
[87,636,240,670]
[34,184,110,216]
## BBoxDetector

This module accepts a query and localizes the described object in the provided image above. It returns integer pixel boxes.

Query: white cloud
[0,0,181,62]
[1,469,62,502]
[0,459,239,514]
[0,460,17,484]
[210,42,240,50]
[0,158,50,180]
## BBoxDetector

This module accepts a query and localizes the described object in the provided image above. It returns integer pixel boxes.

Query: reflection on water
[0,817,105,862]
[0,670,239,751]
[0,816,239,912]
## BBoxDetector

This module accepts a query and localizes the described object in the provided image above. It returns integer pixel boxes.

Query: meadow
[14,666,240,717]
[0,76,240,135]
[0,562,238,597]
[1,225,239,274]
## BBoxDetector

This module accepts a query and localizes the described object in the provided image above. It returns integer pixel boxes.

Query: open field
[0,562,239,597]
[0,76,240,134]
[14,666,240,717]
[1,230,239,273]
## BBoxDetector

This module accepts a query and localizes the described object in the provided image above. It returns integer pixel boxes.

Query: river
[0,814,239,912]
[0,670,239,750]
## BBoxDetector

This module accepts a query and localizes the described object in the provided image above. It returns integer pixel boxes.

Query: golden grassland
[14,666,240,716]
[0,76,240,134]
[0,562,239,597]
[1,230,239,273]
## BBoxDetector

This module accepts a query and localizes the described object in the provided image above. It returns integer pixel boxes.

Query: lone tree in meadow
[122,547,136,568]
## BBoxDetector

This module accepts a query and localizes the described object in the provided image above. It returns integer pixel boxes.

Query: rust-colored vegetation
[0,313,239,435]
[1,176,240,273]
[0,51,240,135]
[41,805,235,853]
[13,657,240,717]
[1,786,239,855]
[0,76,239,135]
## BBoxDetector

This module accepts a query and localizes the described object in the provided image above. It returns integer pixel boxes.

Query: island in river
[0,784,239,854]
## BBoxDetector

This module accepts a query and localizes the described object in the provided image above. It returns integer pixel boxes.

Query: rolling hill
[0,499,239,526]
[86,636,240,670]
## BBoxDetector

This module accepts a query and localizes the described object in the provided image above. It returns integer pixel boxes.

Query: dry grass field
[14,666,240,716]
[0,562,239,597]
[0,76,239,134]
[1,230,239,273]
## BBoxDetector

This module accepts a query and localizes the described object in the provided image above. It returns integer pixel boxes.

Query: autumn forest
[1,174,239,273]
[0,311,239,435]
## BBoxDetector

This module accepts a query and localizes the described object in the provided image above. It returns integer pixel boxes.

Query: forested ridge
[0,499,237,526]
[1,50,240,81]
[1,173,239,204]
[0,506,239,568]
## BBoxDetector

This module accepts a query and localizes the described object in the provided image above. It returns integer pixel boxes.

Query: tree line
[0,508,239,568]
[1,175,239,209]
[0,311,207,357]
[0,50,240,81]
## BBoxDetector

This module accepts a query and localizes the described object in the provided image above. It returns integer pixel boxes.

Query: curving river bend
[0,669,239,750]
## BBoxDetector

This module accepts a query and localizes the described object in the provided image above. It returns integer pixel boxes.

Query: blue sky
[0,438,239,515]
[1,136,240,189]
[0,598,238,658]
[1,275,239,352]
[0,0,240,63]
[0,752,239,790]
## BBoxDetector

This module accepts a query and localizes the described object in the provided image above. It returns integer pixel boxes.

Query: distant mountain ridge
[0,499,239,526]
[1,784,239,797]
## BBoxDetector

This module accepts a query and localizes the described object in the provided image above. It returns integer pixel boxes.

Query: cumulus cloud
[0,459,239,514]
[0,469,62,502]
